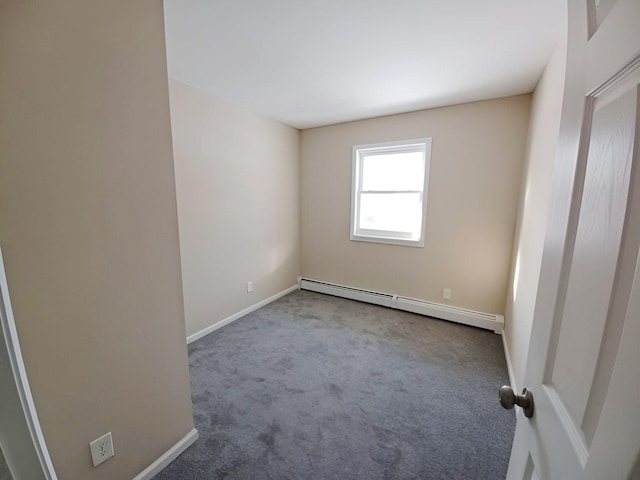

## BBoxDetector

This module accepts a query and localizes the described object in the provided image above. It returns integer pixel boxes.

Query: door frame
[0,246,58,480]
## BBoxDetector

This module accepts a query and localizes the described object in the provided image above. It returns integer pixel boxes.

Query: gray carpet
[154,290,515,479]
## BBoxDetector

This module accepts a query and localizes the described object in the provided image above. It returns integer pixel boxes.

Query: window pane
[361,151,424,191]
[358,192,422,236]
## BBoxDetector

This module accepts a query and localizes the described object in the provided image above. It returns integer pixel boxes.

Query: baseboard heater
[298,277,504,334]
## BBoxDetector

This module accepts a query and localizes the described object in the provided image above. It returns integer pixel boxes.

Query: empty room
[1,1,639,480]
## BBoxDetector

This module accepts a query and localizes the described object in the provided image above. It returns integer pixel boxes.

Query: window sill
[350,234,424,248]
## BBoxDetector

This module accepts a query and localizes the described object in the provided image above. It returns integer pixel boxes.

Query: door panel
[551,85,637,432]
[590,0,618,33]
[584,249,640,478]
[582,86,640,446]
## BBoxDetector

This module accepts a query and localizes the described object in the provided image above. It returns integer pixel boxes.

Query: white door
[506,1,640,479]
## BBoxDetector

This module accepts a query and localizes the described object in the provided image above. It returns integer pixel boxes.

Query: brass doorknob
[499,385,534,418]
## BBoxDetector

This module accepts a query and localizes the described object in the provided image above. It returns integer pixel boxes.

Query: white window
[350,138,431,247]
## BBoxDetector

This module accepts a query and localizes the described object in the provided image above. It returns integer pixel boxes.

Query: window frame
[350,138,432,247]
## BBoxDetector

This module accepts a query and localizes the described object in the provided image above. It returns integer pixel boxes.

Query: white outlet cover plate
[90,432,114,467]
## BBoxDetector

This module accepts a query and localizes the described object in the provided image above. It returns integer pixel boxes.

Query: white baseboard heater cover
[298,277,504,334]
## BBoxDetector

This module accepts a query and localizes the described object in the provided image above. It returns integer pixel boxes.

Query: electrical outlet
[442,288,452,300]
[89,432,114,467]
[247,281,253,293]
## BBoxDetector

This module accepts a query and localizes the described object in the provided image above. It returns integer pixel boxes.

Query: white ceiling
[163,0,566,129]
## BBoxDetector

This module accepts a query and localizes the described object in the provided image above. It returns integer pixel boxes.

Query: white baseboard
[501,332,518,392]
[298,277,504,334]
[132,428,198,480]
[186,285,299,344]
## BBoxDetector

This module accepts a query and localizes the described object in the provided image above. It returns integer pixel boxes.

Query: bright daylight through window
[351,138,431,247]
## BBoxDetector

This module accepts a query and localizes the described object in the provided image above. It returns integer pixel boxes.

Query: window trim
[350,138,432,247]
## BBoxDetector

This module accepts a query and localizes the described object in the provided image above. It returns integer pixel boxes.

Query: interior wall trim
[132,428,199,480]
[502,332,518,392]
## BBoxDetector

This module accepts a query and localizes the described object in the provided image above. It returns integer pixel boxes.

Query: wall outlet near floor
[442,288,452,300]
[247,281,253,293]
[89,432,114,467]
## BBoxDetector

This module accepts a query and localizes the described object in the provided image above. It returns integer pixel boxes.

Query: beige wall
[504,35,568,389]
[169,80,300,338]
[301,95,531,315]
[0,2,194,480]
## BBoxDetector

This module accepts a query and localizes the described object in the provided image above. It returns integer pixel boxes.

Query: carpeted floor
[154,290,515,480]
